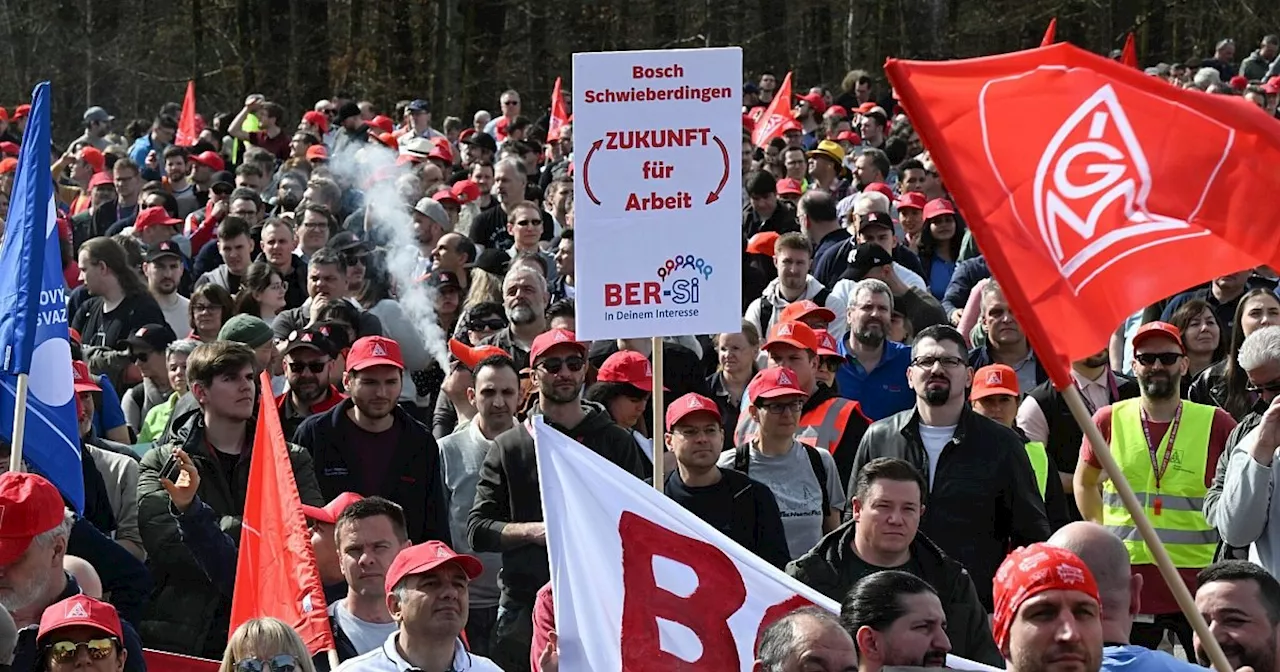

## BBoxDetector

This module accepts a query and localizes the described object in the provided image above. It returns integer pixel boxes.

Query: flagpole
[8,373,28,472]
[651,336,665,492]
[327,649,339,669]
[1061,385,1231,672]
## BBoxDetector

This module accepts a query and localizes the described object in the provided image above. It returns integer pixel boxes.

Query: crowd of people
[0,33,1279,672]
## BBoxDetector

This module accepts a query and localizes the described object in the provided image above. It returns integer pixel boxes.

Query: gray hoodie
[1214,420,1280,574]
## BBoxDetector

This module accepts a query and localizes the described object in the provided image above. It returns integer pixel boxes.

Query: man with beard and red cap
[991,543,1104,672]
[1075,321,1235,654]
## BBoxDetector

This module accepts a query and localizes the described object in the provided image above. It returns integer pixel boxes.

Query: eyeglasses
[287,360,328,374]
[672,426,722,439]
[1134,352,1182,367]
[513,219,541,228]
[757,400,804,414]
[192,302,219,313]
[46,637,118,663]
[235,654,298,672]
[1247,379,1280,395]
[910,355,965,369]
[268,281,287,292]
[537,356,586,374]
[323,108,337,116]
[502,100,520,106]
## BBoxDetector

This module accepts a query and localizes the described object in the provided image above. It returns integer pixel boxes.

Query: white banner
[533,419,998,671]
[571,47,743,340]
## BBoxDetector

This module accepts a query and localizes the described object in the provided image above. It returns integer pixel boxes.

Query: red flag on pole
[177,81,199,146]
[1121,33,1138,68]
[751,72,794,148]
[229,371,335,656]
[548,77,569,142]
[884,43,1279,388]
[1041,17,1057,46]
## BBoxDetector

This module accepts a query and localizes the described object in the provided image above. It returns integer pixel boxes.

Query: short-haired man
[335,541,502,671]
[745,232,848,338]
[469,329,646,669]
[990,544,1103,672]
[831,243,949,345]
[967,281,1048,392]
[1194,560,1280,672]
[840,570,952,672]
[851,324,1050,610]
[744,170,799,237]
[505,201,557,286]
[277,328,346,439]
[2,473,146,672]
[130,205,184,249]
[142,240,190,338]
[789,457,1000,665]
[438,354,517,655]
[431,232,478,293]
[834,278,915,421]
[137,341,325,657]
[1049,521,1207,672]
[161,145,199,217]
[479,266,550,371]
[802,190,854,288]
[271,247,384,341]
[121,323,178,432]
[469,158,552,251]
[260,218,308,309]
[1076,321,1235,651]
[752,607,858,672]
[302,491,365,605]
[228,95,291,162]
[662,393,789,568]
[549,229,575,303]
[33,595,130,672]
[323,496,413,665]
[294,336,451,545]
[195,216,254,294]
[127,115,176,180]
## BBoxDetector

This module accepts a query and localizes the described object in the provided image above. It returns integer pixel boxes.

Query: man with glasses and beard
[836,278,915,421]
[840,571,952,672]
[1207,326,1280,575]
[469,329,646,671]
[851,324,1049,611]
[1076,321,1235,655]
[1194,561,1280,672]
[480,266,549,371]
[277,328,346,439]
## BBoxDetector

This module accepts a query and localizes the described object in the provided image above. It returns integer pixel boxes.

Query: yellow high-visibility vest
[1025,440,1049,499]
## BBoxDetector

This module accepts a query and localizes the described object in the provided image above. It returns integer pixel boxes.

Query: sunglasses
[287,360,328,374]
[344,253,367,266]
[235,655,298,672]
[513,219,541,228]
[46,637,117,663]
[467,318,506,332]
[537,356,586,374]
[1134,352,1182,367]
[1247,380,1280,395]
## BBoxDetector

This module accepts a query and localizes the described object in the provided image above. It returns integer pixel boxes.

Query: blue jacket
[128,134,166,181]
[834,338,914,421]
[942,255,990,316]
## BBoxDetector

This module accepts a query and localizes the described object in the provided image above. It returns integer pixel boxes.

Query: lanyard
[1075,369,1119,416]
[1140,403,1183,515]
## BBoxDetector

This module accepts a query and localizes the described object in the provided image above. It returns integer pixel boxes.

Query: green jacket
[136,412,324,657]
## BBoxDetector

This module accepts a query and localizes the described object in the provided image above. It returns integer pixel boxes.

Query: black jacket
[786,520,1002,667]
[742,201,799,237]
[468,403,646,605]
[293,399,452,545]
[848,405,1050,609]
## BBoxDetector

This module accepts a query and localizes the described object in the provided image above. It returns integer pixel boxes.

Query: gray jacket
[1208,412,1278,571]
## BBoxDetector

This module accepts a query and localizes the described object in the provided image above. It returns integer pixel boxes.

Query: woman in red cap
[585,350,660,465]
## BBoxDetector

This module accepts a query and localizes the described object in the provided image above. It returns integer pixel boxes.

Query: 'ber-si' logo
[979,73,1235,293]
[604,254,712,307]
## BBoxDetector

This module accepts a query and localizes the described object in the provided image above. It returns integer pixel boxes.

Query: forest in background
[1,0,1278,141]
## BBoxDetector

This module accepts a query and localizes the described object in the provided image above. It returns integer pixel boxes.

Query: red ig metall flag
[548,77,570,142]
[886,43,1280,388]
[229,371,335,655]
[751,72,793,148]
[176,81,200,146]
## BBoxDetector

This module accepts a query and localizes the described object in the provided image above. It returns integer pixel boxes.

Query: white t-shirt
[331,599,399,657]
[918,423,957,487]
[154,292,190,339]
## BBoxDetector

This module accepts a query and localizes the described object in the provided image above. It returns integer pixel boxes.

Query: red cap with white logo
[529,328,587,363]
[747,367,809,404]
[813,329,842,358]
[597,350,666,392]
[346,336,404,372]
[384,541,484,593]
[665,393,722,430]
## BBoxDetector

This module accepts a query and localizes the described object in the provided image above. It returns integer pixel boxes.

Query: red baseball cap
[1132,321,1185,354]
[458,128,476,142]
[434,190,460,207]
[300,492,364,525]
[448,338,510,370]
[780,118,804,133]
[826,105,849,119]
[133,206,181,233]
[0,158,17,175]
[796,92,827,116]
[375,132,399,151]
[88,171,114,189]
[78,146,105,173]
[763,320,819,353]
[856,102,882,114]
[384,541,484,593]
[862,182,895,201]
[971,364,1020,400]
[1265,76,1280,95]
[597,350,665,392]
[813,329,842,358]
[37,595,124,643]
[779,300,836,326]
[347,336,405,372]
[747,367,808,403]
[896,191,926,211]
[0,472,67,565]
[72,360,101,393]
[922,198,956,220]
[189,150,225,172]
[428,144,454,165]
[306,145,329,161]
[302,110,329,134]
[775,178,803,197]
[665,393,722,430]
[12,104,29,120]
[529,328,587,363]
[368,115,394,134]
[451,179,481,205]
[746,231,780,256]
[835,130,862,145]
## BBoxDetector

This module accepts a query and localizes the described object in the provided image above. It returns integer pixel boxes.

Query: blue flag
[0,82,83,512]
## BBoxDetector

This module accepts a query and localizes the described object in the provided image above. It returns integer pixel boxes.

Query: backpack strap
[813,286,831,308]
[733,443,751,475]
[758,301,774,333]
[804,445,831,517]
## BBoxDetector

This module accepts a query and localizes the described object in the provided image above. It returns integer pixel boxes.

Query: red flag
[751,72,793,148]
[229,371,335,655]
[548,77,569,142]
[885,44,1279,388]
[1041,18,1057,47]
[176,81,199,146]
[1121,33,1138,68]
[143,649,220,672]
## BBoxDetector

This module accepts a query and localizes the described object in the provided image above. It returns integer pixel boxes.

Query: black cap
[845,242,894,282]
[473,248,510,276]
[461,132,497,154]
[281,328,336,357]
[329,231,369,253]
[311,321,353,353]
[211,171,235,194]
[407,99,430,112]
[124,323,177,353]
[857,211,895,233]
[145,240,186,263]
[336,101,362,122]
[428,270,462,291]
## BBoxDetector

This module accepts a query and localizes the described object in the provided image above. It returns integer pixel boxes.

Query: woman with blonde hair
[218,617,316,672]
[707,322,761,449]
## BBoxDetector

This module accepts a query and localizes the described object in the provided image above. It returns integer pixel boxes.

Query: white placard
[572,47,744,340]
